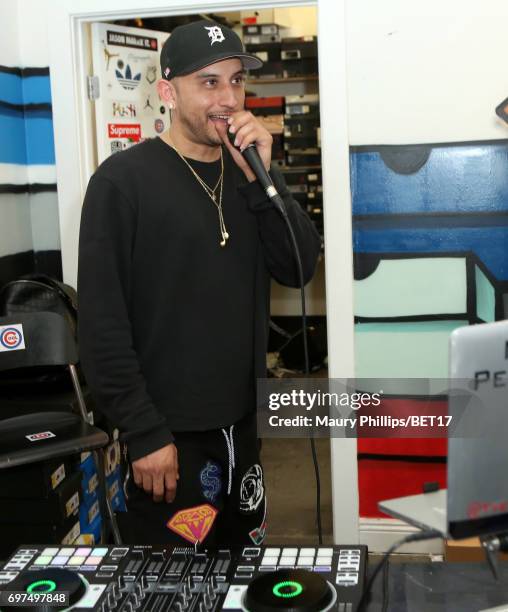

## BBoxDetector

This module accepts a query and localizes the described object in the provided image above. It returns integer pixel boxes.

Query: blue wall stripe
[0,73,52,106]
[25,114,55,165]
[22,75,52,106]
[351,143,508,215]
[353,226,508,281]
[0,108,55,165]
[0,72,23,105]
[0,108,27,164]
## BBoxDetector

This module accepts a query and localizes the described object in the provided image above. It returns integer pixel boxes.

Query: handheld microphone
[227,130,287,216]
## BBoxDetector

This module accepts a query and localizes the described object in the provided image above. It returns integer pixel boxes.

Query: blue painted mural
[351,142,508,281]
[352,141,508,516]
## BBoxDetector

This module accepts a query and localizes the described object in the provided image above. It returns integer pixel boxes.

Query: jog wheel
[6,568,87,610]
[242,569,336,612]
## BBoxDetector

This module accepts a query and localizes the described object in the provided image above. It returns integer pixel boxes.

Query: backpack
[0,274,78,339]
[0,274,79,388]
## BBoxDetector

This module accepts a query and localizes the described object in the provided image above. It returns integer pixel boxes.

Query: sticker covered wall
[91,23,169,164]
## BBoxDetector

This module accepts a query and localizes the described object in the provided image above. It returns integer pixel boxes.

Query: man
[78,20,321,547]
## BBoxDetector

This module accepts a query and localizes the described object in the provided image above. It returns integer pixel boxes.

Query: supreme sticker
[26,431,56,442]
[0,324,25,352]
[167,504,218,544]
[108,123,141,141]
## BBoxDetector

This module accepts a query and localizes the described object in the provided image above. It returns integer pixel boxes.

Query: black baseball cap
[160,20,263,80]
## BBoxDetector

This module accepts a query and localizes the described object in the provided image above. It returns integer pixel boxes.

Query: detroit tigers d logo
[205,26,225,45]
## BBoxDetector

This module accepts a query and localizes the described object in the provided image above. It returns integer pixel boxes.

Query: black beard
[179,112,221,147]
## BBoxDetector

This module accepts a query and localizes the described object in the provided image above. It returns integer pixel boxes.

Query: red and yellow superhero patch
[167,504,218,544]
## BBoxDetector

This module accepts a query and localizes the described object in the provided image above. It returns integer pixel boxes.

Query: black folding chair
[0,312,121,544]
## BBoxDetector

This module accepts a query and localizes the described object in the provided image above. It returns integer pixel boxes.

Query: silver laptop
[379,320,508,539]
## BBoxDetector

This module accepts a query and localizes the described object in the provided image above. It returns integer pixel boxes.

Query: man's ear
[157,78,176,108]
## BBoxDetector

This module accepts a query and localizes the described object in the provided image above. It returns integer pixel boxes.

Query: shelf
[247,76,319,84]
[277,164,322,171]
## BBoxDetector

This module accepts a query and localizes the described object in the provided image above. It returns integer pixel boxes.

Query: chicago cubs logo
[167,504,218,544]
[0,324,25,352]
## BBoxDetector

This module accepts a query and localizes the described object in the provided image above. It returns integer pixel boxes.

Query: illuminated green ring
[27,580,57,593]
[272,580,303,598]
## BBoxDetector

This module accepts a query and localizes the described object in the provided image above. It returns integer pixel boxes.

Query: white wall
[30,192,61,252]
[12,0,61,258]
[0,1,34,265]
[17,0,51,66]
[0,193,33,258]
[346,0,508,144]
[0,2,21,66]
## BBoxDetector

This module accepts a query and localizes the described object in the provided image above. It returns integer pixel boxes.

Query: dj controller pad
[0,544,367,611]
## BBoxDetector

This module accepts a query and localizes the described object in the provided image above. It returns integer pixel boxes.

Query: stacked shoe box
[282,169,324,240]
[0,458,81,558]
[104,438,126,513]
[281,36,318,78]
[284,94,321,167]
[74,451,102,545]
[306,170,323,238]
[74,431,127,545]
[245,96,285,165]
[244,24,284,79]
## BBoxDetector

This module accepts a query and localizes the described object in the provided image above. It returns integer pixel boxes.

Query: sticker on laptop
[0,324,25,352]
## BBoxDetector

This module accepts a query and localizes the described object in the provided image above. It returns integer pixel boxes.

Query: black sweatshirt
[78,137,321,461]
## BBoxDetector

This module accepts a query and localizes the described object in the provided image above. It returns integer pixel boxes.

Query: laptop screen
[448,320,508,539]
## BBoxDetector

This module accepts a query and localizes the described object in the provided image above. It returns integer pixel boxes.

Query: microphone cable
[228,134,323,544]
[267,190,323,546]
[358,529,442,610]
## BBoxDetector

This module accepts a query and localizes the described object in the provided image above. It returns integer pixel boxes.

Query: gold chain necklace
[167,138,229,247]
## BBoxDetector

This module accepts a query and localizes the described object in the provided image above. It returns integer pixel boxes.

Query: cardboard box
[445,537,508,562]
[0,457,72,499]
[0,470,81,525]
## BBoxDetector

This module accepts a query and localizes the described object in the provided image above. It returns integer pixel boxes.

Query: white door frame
[48,0,359,545]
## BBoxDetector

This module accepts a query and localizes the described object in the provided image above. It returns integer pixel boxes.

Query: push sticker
[26,431,56,442]
[167,504,218,544]
[0,324,25,352]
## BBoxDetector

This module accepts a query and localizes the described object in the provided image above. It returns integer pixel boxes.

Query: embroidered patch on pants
[249,497,267,545]
[200,461,222,504]
[239,464,264,514]
[167,504,218,544]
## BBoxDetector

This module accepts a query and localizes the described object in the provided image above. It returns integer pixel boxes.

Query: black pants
[119,412,267,548]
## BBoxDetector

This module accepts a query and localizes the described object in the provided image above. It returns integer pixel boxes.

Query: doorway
[48,0,357,546]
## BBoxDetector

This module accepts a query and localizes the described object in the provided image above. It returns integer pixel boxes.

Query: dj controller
[0,544,367,611]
